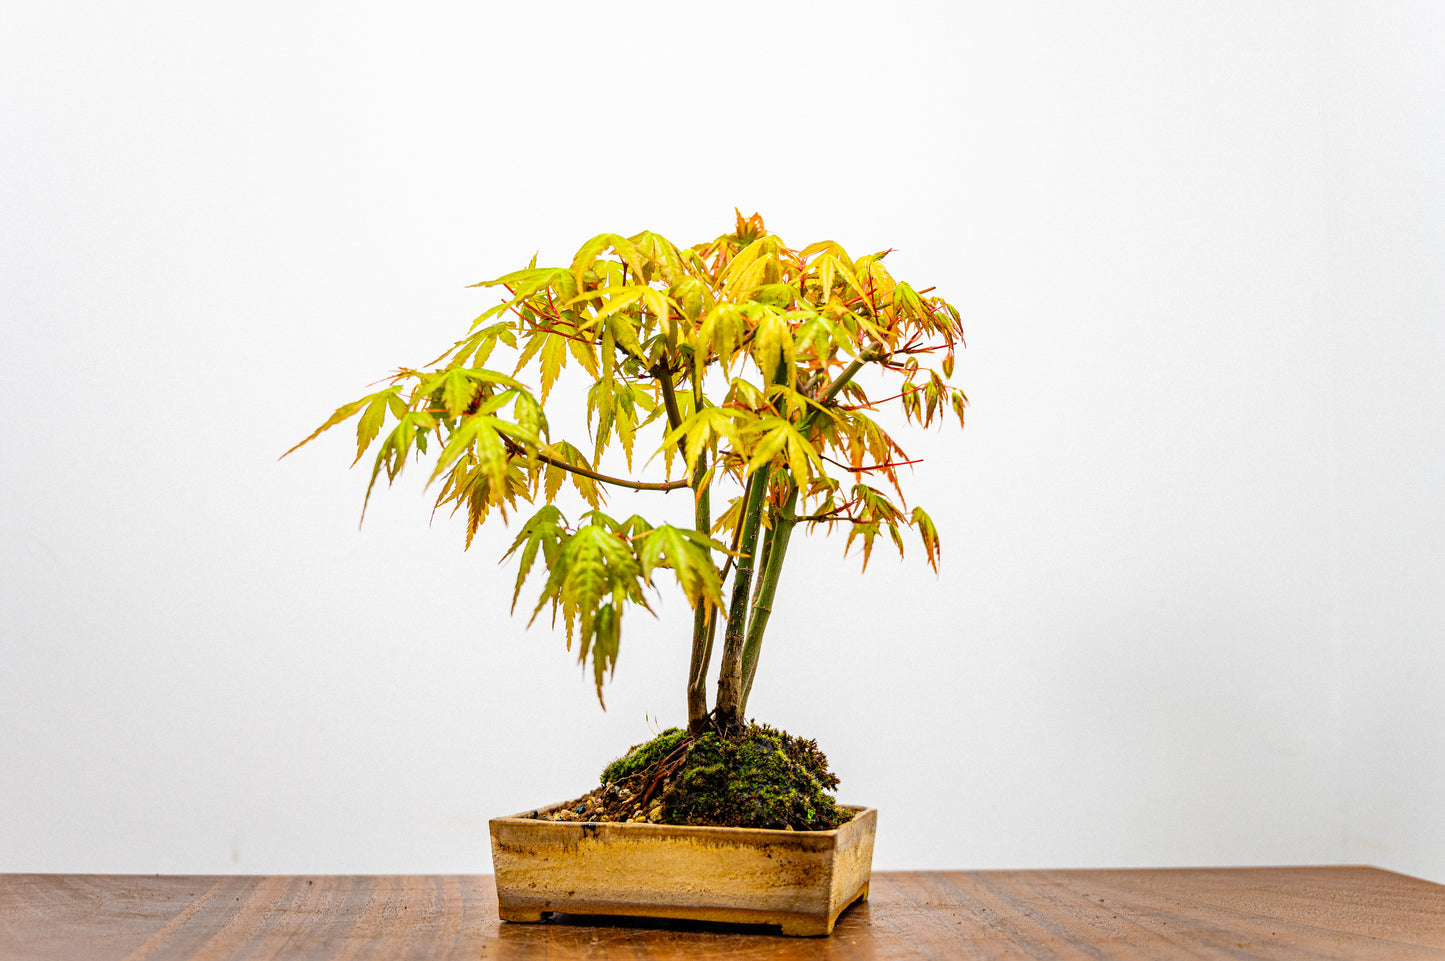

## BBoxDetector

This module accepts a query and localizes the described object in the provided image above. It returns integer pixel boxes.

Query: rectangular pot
[489,803,875,936]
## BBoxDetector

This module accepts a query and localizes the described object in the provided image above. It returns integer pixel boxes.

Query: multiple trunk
[680,356,871,736]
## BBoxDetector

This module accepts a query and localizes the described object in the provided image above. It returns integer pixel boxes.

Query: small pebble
[574,804,587,814]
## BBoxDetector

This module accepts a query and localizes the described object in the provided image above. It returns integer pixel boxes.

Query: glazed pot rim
[491,802,875,838]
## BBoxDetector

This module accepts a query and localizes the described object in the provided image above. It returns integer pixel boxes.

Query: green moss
[600,727,688,785]
[595,722,852,831]
[664,723,851,831]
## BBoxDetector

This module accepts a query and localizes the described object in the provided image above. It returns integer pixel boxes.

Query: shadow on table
[492,899,874,947]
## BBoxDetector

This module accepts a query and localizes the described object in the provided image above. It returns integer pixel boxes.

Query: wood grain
[2,867,1441,960]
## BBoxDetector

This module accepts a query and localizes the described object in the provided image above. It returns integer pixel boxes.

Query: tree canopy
[287,212,966,732]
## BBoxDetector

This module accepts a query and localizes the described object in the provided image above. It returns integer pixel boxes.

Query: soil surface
[533,722,853,831]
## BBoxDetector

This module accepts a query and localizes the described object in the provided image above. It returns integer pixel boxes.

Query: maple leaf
[636,525,726,610]
[285,212,968,714]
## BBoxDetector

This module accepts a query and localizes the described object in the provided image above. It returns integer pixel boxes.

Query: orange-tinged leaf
[538,333,568,402]
[568,335,599,379]
[911,505,941,572]
[293,214,969,712]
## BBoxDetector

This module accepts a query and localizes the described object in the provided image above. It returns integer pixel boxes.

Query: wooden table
[3,867,1442,959]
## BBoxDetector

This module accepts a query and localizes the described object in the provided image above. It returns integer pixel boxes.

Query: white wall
[3,2,1441,882]
[1324,3,1445,884]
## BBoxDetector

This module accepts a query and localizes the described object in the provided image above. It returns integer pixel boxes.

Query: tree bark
[713,469,768,733]
[738,483,797,718]
[685,461,715,734]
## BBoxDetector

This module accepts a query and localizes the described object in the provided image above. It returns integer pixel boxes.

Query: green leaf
[589,380,641,470]
[628,229,686,282]
[911,505,941,572]
[570,234,645,292]
[696,302,747,378]
[470,266,567,300]
[794,311,855,363]
[281,396,363,460]
[711,494,744,540]
[429,409,538,494]
[575,284,646,320]
[424,313,510,368]
[361,409,437,522]
[636,524,725,609]
[671,276,710,323]
[570,233,613,289]
[529,523,648,681]
[355,395,395,462]
[657,405,745,475]
[544,460,567,503]
[502,504,568,612]
[584,602,619,706]
[293,214,969,713]
[435,454,528,545]
[742,416,824,485]
[640,287,674,341]
[749,305,795,385]
[512,390,548,445]
[547,441,604,508]
[440,369,477,417]
[605,314,645,360]
[843,520,881,571]
[751,283,796,308]
[568,334,599,379]
[537,333,568,402]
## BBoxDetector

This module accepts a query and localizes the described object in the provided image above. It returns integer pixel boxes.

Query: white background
[3,2,1442,882]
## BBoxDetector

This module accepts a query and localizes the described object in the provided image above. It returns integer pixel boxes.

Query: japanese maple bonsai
[286,211,965,828]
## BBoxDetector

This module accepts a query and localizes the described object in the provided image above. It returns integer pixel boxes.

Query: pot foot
[779,917,833,936]
[779,883,869,935]
[498,907,545,923]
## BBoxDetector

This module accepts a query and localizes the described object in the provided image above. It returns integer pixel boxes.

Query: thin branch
[796,511,864,524]
[818,358,867,407]
[815,344,887,408]
[837,382,929,411]
[819,454,925,474]
[502,439,688,492]
[652,360,691,462]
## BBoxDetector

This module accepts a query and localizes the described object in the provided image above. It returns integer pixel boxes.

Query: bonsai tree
[287,211,965,740]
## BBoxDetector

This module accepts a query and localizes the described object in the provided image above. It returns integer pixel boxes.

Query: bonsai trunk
[701,351,874,735]
[738,482,798,719]
[685,460,715,735]
[713,469,768,733]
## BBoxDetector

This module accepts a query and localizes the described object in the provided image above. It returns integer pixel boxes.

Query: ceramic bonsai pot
[489,803,876,936]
